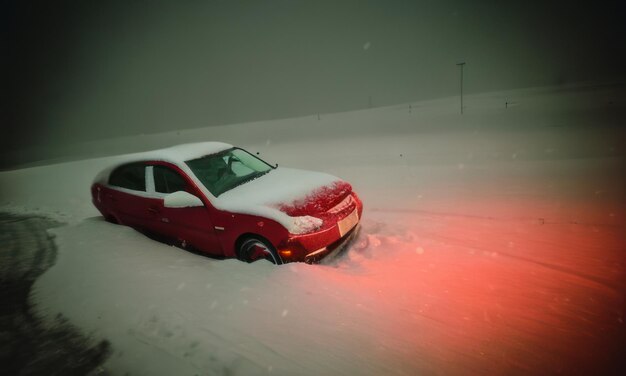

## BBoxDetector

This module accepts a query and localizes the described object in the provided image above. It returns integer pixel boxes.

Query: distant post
[456,62,466,114]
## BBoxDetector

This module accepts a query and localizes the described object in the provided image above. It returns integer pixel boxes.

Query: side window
[109,163,146,191]
[154,165,188,194]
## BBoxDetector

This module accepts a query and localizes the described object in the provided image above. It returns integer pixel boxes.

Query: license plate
[338,209,359,237]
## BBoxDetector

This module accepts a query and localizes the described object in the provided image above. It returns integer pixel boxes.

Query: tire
[237,237,283,265]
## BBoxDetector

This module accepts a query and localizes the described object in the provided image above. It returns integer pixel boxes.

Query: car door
[150,164,222,254]
[106,162,152,229]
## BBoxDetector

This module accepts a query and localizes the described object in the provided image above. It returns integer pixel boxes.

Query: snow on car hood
[212,167,351,234]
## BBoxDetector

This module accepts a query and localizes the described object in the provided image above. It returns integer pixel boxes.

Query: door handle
[148,207,159,214]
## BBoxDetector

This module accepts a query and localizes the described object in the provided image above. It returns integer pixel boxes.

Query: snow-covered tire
[237,237,283,265]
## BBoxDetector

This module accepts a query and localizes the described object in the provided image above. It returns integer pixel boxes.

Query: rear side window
[154,165,188,194]
[109,163,146,191]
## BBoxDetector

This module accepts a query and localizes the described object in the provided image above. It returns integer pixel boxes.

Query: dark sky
[2,0,625,152]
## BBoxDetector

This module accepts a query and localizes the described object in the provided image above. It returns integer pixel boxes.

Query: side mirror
[163,191,204,208]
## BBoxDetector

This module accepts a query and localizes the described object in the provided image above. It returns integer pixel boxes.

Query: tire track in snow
[0,212,112,375]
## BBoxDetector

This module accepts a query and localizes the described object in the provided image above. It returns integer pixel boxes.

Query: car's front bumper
[276,191,363,263]
[303,224,360,264]
[280,205,362,263]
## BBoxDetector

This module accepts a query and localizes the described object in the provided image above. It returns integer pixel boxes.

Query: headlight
[291,216,323,234]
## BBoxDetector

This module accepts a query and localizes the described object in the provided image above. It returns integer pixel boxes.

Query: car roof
[132,141,233,164]
[114,141,233,165]
[94,141,233,183]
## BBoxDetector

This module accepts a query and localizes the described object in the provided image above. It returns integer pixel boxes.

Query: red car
[91,142,363,264]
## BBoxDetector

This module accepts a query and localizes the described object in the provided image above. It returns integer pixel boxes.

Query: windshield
[185,148,273,197]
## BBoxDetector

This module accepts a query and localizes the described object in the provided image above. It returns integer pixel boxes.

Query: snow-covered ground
[1,83,625,374]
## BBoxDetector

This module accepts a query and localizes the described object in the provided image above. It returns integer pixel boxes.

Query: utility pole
[456,62,466,114]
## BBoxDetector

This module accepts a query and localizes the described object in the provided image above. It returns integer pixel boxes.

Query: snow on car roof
[130,142,233,164]
[94,142,233,183]
[111,141,231,165]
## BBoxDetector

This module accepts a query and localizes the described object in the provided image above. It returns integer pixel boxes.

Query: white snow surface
[1,83,625,375]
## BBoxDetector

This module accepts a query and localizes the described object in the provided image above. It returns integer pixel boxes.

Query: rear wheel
[237,237,283,265]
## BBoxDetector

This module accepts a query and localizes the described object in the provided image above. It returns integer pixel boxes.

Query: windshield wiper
[230,170,270,190]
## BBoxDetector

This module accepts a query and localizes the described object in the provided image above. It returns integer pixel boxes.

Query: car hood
[213,167,352,231]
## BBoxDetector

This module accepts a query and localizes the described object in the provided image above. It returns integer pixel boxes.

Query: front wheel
[238,237,283,265]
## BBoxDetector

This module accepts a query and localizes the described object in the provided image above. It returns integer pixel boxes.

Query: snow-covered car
[91,142,363,264]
